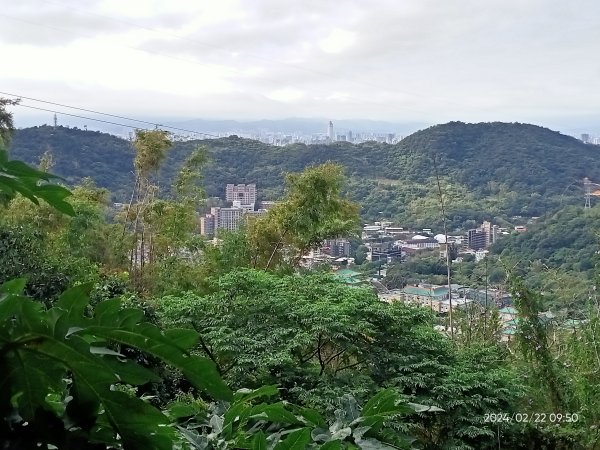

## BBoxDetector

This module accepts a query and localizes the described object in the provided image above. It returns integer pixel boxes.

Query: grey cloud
[0,1,192,46]
[4,0,600,128]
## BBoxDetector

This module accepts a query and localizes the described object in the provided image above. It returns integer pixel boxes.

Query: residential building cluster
[360,220,505,263]
[198,182,354,264]
[199,183,272,238]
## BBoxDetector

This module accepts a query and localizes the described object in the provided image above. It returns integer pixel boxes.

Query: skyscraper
[327,121,334,141]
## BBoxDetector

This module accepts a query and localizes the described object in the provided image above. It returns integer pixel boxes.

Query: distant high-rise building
[327,121,334,141]
[581,133,591,143]
[469,221,498,250]
[347,130,353,142]
[323,239,351,257]
[200,214,216,237]
[226,184,256,210]
[211,206,244,233]
[467,228,487,250]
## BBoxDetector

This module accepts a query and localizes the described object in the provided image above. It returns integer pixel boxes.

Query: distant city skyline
[2,0,600,135]
[10,114,600,146]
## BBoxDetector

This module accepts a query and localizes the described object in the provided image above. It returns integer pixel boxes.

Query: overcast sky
[2,0,600,132]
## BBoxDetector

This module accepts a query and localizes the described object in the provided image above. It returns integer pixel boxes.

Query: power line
[1,91,165,128]
[13,102,219,139]
[2,92,219,138]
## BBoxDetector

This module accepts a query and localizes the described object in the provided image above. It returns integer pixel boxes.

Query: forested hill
[390,121,597,195]
[9,122,600,226]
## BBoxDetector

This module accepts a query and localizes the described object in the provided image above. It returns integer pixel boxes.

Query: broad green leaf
[55,283,93,320]
[234,384,279,403]
[4,160,55,179]
[273,428,311,450]
[223,401,253,436]
[252,431,268,450]
[164,328,199,350]
[319,441,342,450]
[94,298,122,325]
[166,401,203,420]
[4,351,56,420]
[354,437,398,450]
[298,407,326,428]
[0,293,23,323]
[102,390,174,450]
[250,403,302,425]
[0,278,26,294]
[104,358,161,385]
[83,323,232,400]
[407,402,444,413]
[363,389,413,417]
[118,308,145,328]
[17,299,48,334]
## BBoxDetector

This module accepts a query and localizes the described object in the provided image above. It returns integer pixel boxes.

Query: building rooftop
[402,285,449,298]
[499,307,518,314]
[334,268,361,277]
[563,319,585,328]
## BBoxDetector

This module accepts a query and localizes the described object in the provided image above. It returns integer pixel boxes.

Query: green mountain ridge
[9,121,599,227]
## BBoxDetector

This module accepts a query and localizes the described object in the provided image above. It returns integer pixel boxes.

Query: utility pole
[433,154,453,339]
[484,255,489,335]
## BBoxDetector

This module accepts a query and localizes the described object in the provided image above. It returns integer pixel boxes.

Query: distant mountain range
[8,121,600,228]
[15,116,427,138]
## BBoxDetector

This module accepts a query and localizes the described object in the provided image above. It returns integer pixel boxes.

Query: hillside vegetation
[10,122,600,227]
[4,113,600,448]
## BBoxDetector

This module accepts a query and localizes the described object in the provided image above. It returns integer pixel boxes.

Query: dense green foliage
[4,105,600,448]
[494,206,598,274]
[493,205,599,310]
[154,269,536,449]
[246,163,360,270]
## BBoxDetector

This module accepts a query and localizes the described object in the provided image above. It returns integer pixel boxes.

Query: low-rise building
[401,237,440,250]
[499,306,518,323]
[400,284,451,312]
[368,241,402,262]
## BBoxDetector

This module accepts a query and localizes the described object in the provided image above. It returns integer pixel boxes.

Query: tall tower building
[225,184,256,210]
[210,207,243,233]
[327,121,334,141]
[468,229,486,250]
